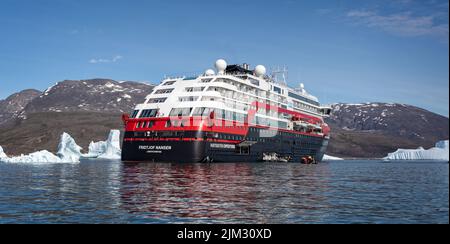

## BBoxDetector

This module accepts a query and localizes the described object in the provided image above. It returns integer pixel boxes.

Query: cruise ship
[121,59,331,163]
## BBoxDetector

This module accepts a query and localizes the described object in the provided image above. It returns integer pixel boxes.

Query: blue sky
[0,0,448,116]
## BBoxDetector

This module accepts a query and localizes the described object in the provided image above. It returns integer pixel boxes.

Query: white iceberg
[56,132,83,162]
[0,150,64,164]
[83,141,107,158]
[384,140,449,161]
[83,130,122,159]
[0,146,7,158]
[322,154,344,161]
[0,132,82,164]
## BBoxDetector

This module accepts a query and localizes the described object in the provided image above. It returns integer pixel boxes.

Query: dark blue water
[0,160,448,224]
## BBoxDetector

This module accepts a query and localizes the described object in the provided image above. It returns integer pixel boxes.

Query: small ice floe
[0,132,83,164]
[82,130,121,159]
[322,154,344,161]
[384,140,449,161]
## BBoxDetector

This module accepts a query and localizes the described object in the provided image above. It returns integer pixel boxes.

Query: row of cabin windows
[148,98,167,103]
[131,110,139,118]
[136,130,243,141]
[288,92,320,106]
[163,119,247,129]
[193,107,247,122]
[208,84,287,106]
[185,87,205,92]
[140,109,159,118]
[135,121,155,129]
[213,134,243,141]
[293,103,320,114]
[169,108,193,117]
[179,96,198,102]
[200,78,213,83]
[215,78,262,96]
[170,107,289,129]
[162,80,176,86]
[154,88,174,94]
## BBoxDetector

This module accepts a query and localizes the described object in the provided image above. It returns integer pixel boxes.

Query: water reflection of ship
[119,163,332,223]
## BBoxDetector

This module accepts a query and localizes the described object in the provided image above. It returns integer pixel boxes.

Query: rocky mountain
[0,89,41,125]
[23,79,153,114]
[0,79,154,155]
[325,103,449,158]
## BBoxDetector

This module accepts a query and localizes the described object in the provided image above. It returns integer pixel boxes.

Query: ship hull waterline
[121,137,329,163]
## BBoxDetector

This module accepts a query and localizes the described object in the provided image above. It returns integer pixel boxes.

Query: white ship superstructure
[131,59,330,130]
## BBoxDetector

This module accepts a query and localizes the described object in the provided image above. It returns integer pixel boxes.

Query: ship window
[273,86,282,94]
[214,109,225,119]
[185,87,205,92]
[140,109,159,118]
[163,81,176,86]
[154,88,174,94]
[148,98,167,103]
[131,110,139,118]
[193,107,206,116]
[179,96,198,102]
[169,108,192,117]
[201,78,213,83]
[249,78,260,86]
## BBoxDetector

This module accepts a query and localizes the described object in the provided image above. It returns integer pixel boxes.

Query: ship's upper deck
[130,59,332,129]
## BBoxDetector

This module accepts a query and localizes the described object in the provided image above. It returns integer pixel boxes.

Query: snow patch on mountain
[384,140,449,161]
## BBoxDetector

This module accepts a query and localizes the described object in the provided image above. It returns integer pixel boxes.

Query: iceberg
[0,150,63,164]
[98,130,121,159]
[322,154,344,161]
[83,141,107,158]
[0,132,82,163]
[0,146,7,158]
[83,130,122,159]
[384,140,449,161]
[56,132,83,162]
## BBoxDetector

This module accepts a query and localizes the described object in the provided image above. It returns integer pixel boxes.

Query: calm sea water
[0,160,448,224]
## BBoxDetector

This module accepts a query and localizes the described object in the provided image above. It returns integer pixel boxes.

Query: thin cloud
[89,55,123,64]
[347,10,449,40]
